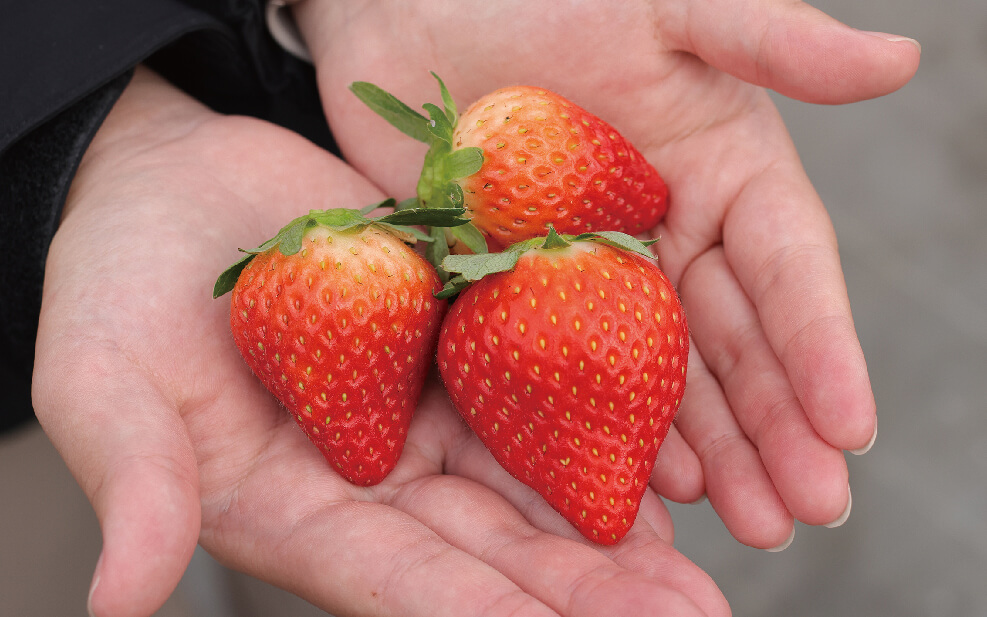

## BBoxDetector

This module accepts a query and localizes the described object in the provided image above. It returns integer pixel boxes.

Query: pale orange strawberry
[452,85,668,251]
[351,74,669,262]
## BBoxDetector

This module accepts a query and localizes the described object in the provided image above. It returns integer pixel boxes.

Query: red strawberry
[351,74,668,260]
[436,228,688,544]
[214,204,467,485]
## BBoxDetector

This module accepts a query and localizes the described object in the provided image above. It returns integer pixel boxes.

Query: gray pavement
[2,0,984,614]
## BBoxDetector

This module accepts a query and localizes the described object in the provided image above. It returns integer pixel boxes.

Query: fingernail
[87,553,102,617]
[87,574,100,617]
[850,424,878,455]
[766,526,796,553]
[860,31,922,52]
[825,486,853,529]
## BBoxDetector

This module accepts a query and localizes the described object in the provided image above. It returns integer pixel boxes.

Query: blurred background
[2,0,984,614]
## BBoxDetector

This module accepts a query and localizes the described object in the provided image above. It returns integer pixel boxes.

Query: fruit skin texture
[437,240,688,543]
[453,86,669,251]
[229,225,445,486]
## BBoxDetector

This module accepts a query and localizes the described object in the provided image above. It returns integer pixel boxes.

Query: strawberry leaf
[445,147,484,180]
[426,226,451,282]
[350,73,491,271]
[431,71,458,125]
[213,252,255,299]
[417,146,444,208]
[448,183,465,208]
[435,275,469,299]
[214,202,467,299]
[350,81,432,144]
[449,221,489,255]
[572,231,658,259]
[377,207,469,228]
[442,182,466,212]
[311,208,373,232]
[423,103,455,144]
[279,218,310,256]
[542,224,572,250]
[352,74,483,219]
[434,229,661,299]
[435,248,522,299]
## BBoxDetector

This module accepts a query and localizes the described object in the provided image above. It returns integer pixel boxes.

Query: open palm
[294,0,919,548]
[33,67,726,617]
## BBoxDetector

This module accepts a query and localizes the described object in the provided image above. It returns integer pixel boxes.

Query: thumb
[661,0,921,103]
[33,341,200,617]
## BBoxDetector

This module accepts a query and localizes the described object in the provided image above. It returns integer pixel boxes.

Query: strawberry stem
[351,73,489,264]
[435,227,660,299]
[213,202,468,299]
[542,224,572,250]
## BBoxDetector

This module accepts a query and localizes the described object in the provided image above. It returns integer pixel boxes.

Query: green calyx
[350,73,488,267]
[212,199,468,298]
[435,225,659,299]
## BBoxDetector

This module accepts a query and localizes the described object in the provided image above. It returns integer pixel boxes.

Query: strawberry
[214,203,467,485]
[351,74,669,261]
[435,228,688,544]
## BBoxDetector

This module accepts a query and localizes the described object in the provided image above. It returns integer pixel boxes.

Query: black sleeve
[0,0,335,432]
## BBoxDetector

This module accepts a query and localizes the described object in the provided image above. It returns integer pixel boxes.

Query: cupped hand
[32,67,727,617]
[294,0,919,548]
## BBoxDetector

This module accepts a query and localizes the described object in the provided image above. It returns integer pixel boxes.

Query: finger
[603,524,729,617]
[650,424,706,504]
[657,0,920,103]
[650,105,876,455]
[725,163,877,451]
[442,433,731,616]
[199,443,562,617]
[395,475,725,617]
[680,246,850,526]
[32,341,200,617]
[673,343,793,548]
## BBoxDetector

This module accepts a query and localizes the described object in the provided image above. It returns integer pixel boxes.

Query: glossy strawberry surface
[230,225,444,485]
[438,240,688,543]
[454,86,669,251]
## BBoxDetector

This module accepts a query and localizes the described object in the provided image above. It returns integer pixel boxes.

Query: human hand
[32,67,727,617]
[293,0,919,548]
